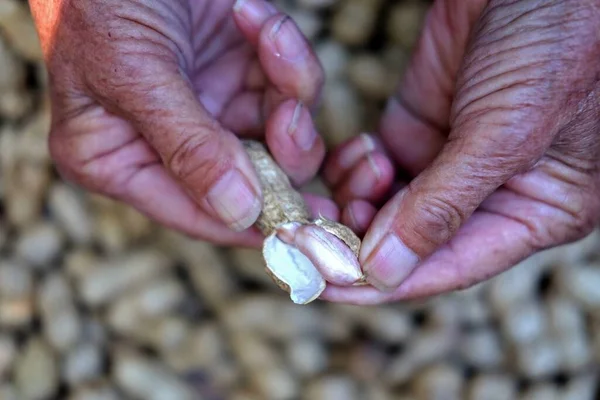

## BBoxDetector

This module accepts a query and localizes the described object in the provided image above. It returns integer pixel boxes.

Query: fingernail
[288,101,316,151]
[363,233,419,292]
[206,169,262,232]
[339,133,376,169]
[347,153,381,197]
[366,153,382,179]
[234,0,277,26]
[346,205,359,231]
[270,16,306,60]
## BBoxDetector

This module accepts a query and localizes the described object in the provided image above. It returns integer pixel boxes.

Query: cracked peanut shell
[243,140,366,304]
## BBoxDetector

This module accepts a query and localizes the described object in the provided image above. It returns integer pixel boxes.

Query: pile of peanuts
[0,1,599,399]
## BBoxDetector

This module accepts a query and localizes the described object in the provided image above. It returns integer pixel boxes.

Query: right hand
[29,0,327,247]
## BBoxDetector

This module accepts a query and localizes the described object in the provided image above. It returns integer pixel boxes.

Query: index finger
[233,0,324,107]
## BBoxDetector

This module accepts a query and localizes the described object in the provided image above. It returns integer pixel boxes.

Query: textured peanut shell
[243,139,366,301]
[242,140,310,236]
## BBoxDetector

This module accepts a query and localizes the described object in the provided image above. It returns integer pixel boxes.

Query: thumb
[92,59,263,232]
[358,0,584,291]
[360,120,551,291]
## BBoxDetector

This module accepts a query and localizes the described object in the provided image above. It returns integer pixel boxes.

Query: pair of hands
[31,0,600,305]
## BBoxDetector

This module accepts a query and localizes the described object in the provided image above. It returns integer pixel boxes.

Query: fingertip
[362,232,420,292]
[233,0,279,45]
[340,134,378,168]
[233,0,278,34]
[303,193,340,221]
[204,167,263,232]
[287,101,316,151]
[332,151,395,207]
[360,152,396,202]
[266,99,325,186]
[257,15,324,106]
[323,133,386,186]
[198,134,269,232]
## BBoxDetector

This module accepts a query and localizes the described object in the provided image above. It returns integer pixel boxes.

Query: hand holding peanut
[244,140,365,304]
[29,0,327,248]
[323,0,600,304]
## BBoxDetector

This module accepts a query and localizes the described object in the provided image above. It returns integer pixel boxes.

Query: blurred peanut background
[1,0,599,399]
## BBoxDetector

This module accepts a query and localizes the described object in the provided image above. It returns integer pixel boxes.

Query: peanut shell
[243,140,366,304]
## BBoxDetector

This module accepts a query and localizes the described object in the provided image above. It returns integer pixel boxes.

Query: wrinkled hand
[29,0,327,247]
[322,0,600,304]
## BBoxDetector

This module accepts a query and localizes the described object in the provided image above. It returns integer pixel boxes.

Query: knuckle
[410,194,465,247]
[167,130,227,186]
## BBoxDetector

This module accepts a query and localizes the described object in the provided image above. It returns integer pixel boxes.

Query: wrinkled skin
[321,0,600,304]
[31,0,600,305]
[29,0,330,248]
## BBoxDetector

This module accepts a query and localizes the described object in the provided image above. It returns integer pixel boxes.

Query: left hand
[319,0,600,304]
